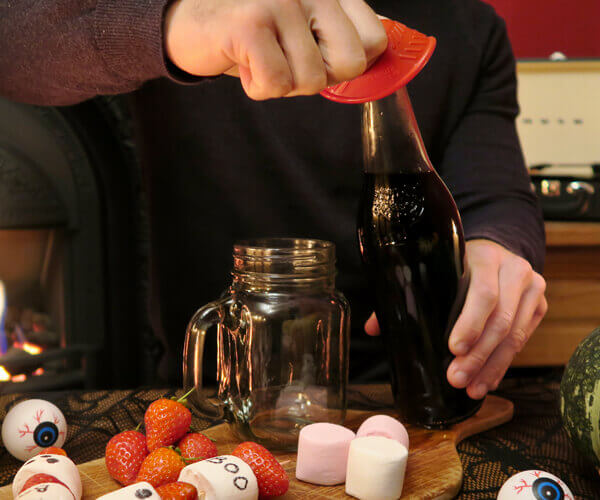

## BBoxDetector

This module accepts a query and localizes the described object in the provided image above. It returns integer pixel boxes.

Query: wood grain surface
[0,395,513,500]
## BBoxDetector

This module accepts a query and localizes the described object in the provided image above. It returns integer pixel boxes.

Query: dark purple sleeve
[440,13,545,273]
[0,0,177,105]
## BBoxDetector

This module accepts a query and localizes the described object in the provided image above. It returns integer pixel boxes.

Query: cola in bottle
[357,87,482,428]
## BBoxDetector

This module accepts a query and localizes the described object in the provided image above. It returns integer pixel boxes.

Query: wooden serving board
[0,395,512,500]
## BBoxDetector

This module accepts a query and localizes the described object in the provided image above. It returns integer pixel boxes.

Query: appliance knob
[566,181,595,195]
[541,179,561,197]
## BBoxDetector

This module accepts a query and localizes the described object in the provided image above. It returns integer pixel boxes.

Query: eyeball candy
[497,470,573,500]
[2,399,67,461]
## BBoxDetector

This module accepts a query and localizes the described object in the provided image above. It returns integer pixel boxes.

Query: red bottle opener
[320,19,436,104]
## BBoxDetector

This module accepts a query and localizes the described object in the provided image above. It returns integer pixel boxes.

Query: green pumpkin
[560,326,600,467]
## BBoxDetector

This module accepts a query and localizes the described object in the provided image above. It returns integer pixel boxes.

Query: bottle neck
[230,238,336,294]
[361,87,433,175]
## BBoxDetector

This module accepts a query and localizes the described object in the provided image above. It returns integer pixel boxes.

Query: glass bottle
[357,87,482,428]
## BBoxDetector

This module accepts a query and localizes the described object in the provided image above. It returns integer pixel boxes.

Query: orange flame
[14,342,43,355]
[33,368,44,376]
[0,366,10,382]
[11,374,26,382]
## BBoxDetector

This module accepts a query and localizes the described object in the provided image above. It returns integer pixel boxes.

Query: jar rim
[233,238,334,256]
[232,238,336,287]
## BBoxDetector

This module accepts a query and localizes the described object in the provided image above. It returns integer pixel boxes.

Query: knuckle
[515,260,533,281]
[468,351,488,371]
[507,327,529,353]
[533,273,547,294]
[241,4,273,27]
[476,283,499,306]
[364,26,388,59]
[330,52,367,82]
[490,310,514,336]
[297,71,328,94]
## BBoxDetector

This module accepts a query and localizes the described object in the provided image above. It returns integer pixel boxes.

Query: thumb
[365,312,380,336]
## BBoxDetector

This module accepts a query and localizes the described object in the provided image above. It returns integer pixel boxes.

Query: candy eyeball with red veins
[498,470,574,500]
[1,399,67,461]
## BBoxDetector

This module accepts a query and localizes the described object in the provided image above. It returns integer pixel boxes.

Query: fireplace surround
[0,96,154,392]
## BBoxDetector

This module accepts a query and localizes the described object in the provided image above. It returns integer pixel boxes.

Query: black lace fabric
[1,374,599,498]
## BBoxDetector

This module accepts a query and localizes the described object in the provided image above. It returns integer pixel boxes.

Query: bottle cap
[320,19,436,104]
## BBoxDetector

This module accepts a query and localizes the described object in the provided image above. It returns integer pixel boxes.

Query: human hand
[364,239,547,400]
[164,0,387,100]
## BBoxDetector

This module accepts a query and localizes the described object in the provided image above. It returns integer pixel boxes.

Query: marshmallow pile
[296,415,409,500]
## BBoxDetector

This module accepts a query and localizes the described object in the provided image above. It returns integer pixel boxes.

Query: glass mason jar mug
[183,238,350,450]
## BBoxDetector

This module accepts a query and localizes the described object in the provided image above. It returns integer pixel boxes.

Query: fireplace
[0,96,154,393]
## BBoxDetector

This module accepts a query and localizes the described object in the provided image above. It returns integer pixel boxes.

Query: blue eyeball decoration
[497,470,573,500]
[1,399,67,461]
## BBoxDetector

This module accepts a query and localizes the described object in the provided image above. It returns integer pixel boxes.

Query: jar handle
[183,297,232,420]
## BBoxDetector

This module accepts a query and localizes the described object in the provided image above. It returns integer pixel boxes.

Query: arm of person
[365,8,547,400]
[0,0,386,106]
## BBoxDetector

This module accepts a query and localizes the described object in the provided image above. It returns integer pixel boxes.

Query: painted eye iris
[532,477,564,500]
[33,422,59,447]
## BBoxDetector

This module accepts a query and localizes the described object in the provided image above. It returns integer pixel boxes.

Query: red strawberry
[177,433,218,463]
[136,447,186,488]
[156,481,198,500]
[144,392,192,452]
[105,430,148,486]
[36,447,67,457]
[232,441,289,498]
[19,473,67,494]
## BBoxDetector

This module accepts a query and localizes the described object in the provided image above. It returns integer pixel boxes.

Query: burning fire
[0,280,45,383]
[14,342,43,355]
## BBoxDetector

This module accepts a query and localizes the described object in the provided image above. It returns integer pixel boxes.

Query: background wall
[483,0,600,59]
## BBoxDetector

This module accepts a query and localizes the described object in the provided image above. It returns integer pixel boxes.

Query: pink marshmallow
[295,423,355,486]
[356,414,409,449]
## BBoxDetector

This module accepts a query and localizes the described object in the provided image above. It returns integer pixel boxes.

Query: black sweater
[0,0,545,382]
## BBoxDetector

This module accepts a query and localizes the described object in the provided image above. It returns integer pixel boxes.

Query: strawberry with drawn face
[497,470,574,500]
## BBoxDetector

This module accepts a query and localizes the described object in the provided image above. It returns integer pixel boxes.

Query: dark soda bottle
[357,88,482,428]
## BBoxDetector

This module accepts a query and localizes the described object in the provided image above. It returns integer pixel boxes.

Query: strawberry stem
[172,387,196,406]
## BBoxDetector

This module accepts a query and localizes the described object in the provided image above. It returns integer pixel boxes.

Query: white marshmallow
[17,482,74,499]
[178,455,258,500]
[97,482,160,499]
[345,436,408,500]
[12,454,81,499]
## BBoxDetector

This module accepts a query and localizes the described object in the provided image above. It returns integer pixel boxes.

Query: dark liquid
[358,171,482,427]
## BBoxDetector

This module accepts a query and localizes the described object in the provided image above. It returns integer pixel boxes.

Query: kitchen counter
[0,372,598,498]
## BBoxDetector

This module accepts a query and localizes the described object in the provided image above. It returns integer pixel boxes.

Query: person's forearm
[0,0,170,105]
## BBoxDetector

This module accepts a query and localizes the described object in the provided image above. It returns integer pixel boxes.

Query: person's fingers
[448,259,533,389]
[238,24,293,100]
[301,0,367,85]
[465,275,546,398]
[338,0,388,66]
[271,0,328,96]
[364,312,380,336]
[448,263,499,358]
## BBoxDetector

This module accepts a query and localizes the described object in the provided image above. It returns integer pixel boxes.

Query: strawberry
[177,433,217,463]
[105,430,148,486]
[19,473,67,494]
[144,391,193,452]
[36,447,67,457]
[156,481,198,500]
[232,441,289,498]
[136,447,186,488]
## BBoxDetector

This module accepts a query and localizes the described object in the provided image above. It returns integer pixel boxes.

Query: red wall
[483,0,600,59]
